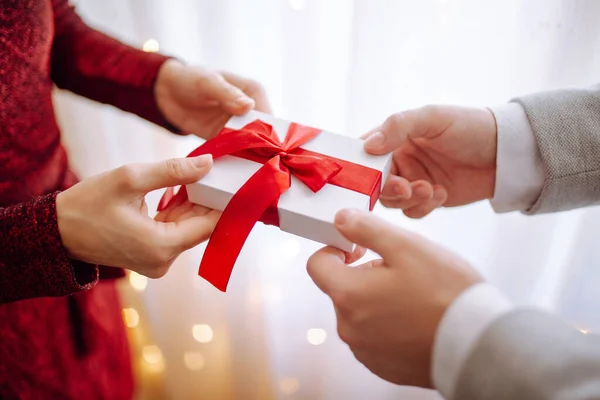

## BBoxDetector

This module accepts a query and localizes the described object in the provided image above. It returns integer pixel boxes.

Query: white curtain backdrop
[55,1,600,399]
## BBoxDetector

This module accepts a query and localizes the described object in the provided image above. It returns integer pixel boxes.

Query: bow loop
[281,153,342,192]
[282,122,321,151]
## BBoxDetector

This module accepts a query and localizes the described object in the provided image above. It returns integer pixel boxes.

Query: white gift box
[186,111,392,252]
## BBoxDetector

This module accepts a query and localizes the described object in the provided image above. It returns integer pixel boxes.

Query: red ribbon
[158,120,382,291]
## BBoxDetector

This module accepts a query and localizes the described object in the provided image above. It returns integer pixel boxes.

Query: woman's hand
[56,155,220,278]
[155,59,272,139]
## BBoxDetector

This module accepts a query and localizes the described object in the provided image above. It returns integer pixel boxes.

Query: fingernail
[335,209,356,227]
[364,131,386,148]
[393,182,406,197]
[191,154,213,168]
[414,186,430,199]
[235,95,254,107]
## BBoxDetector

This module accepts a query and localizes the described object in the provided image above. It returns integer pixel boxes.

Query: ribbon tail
[157,186,188,212]
[157,186,175,212]
[200,156,290,291]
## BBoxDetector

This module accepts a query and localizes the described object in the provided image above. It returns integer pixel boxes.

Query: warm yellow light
[289,0,305,10]
[122,308,140,328]
[184,351,205,371]
[307,328,327,345]
[129,272,148,291]
[580,328,590,335]
[280,377,300,394]
[142,38,160,52]
[142,345,165,374]
[192,324,214,343]
[142,345,164,365]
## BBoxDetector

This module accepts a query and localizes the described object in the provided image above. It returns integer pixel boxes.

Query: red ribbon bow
[159,119,381,292]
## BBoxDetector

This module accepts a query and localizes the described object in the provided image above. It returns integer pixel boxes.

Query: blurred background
[54,0,600,399]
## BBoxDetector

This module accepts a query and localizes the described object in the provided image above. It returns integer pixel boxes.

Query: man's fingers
[334,209,414,261]
[307,246,352,295]
[363,105,455,155]
[120,155,213,194]
[379,180,433,208]
[379,182,447,217]
[381,175,412,198]
[403,187,447,219]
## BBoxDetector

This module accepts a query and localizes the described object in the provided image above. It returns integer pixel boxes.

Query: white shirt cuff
[489,103,545,213]
[432,283,514,400]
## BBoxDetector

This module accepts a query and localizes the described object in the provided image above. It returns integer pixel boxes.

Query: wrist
[432,283,513,399]
[55,190,82,262]
[155,59,189,135]
[155,59,185,95]
[482,107,498,200]
[488,103,544,212]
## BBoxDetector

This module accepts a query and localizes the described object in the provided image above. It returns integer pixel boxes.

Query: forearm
[433,283,600,400]
[490,85,600,215]
[432,283,513,399]
[50,0,178,132]
[454,309,600,400]
[514,84,600,214]
[489,103,545,213]
[0,193,98,304]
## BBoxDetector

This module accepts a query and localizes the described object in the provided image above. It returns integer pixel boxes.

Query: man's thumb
[364,107,447,154]
[121,155,213,194]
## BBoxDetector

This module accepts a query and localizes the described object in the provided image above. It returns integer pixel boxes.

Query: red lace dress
[0,1,175,398]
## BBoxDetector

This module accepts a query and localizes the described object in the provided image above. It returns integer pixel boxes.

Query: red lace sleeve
[0,192,99,304]
[50,0,179,132]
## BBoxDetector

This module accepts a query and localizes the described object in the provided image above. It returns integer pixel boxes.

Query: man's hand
[307,209,482,387]
[364,106,497,218]
[155,59,272,139]
[56,155,220,278]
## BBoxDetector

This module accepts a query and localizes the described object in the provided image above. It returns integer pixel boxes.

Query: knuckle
[201,70,223,84]
[336,314,366,349]
[347,334,367,351]
[384,112,407,132]
[156,241,177,264]
[148,257,173,278]
[164,158,190,181]
[330,287,355,311]
[147,234,177,265]
[350,212,380,236]
[115,164,142,190]
[337,321,353,345]
[306,251,327,279]
[379,198,400,209]
[404,208,428,219]
[147,265,169,279]
[421,104,442,118]
[345,307,367,327]
[244,79,265,95]
[351,212,370,229]
[306,254,319,275]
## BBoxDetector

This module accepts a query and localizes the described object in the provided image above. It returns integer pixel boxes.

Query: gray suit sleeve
[454,309,600,400]
[513,85,600,214]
